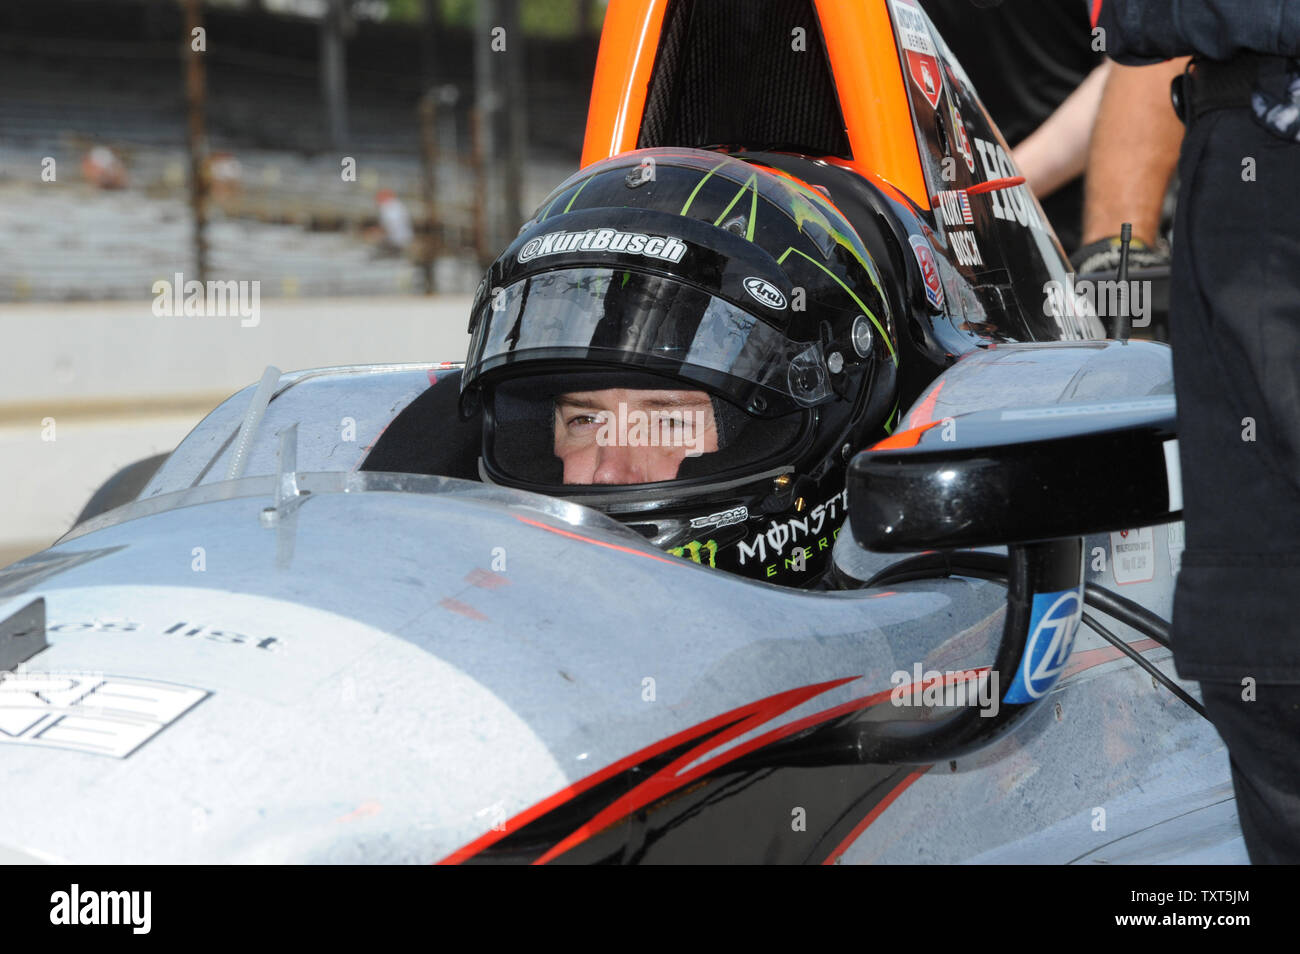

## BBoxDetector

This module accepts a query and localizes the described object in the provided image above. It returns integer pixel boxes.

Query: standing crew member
[1093,0,1300,863]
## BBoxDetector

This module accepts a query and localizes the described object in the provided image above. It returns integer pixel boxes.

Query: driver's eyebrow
[636,395,711,410]
[555,392,711,411]
[554,394,605,410]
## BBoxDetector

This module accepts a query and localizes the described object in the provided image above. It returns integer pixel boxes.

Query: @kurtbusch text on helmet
[517,228,688,264]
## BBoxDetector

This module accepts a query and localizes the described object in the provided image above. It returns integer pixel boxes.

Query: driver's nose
[591,444,646,485]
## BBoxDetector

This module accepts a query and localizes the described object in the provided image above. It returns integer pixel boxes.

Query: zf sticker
[1003,588,1083,704]
[0,673,208,758]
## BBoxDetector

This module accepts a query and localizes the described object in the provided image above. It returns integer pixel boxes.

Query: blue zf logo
[1003,588,1083,704]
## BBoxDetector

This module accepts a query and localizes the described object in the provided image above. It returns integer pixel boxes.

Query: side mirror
[848,395,1181,551]
[838,396,1180,764]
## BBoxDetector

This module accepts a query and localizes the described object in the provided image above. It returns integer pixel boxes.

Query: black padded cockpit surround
[359,369,483,480]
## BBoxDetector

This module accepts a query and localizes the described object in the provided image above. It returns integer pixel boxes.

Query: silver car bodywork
[0,341,1244,863]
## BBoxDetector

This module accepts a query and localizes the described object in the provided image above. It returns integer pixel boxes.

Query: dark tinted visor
[464,267,833,417]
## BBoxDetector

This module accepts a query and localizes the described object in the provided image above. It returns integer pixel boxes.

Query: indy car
[0,0,1243,864]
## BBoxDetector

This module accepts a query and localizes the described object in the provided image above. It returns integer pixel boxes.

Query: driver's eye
[564,412,603,430]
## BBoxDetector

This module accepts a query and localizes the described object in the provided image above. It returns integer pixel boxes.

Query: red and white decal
[948,95,976,174]
[891,0,943,110]
[909,234,944,310]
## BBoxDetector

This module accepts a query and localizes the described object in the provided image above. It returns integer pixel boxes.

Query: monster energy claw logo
[670,539,718,567]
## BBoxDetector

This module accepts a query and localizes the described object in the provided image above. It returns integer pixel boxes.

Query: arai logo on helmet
[743,276,787,310]
[517,228,687,263]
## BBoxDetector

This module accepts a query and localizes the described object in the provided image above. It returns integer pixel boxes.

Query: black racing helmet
[460,147,898,585]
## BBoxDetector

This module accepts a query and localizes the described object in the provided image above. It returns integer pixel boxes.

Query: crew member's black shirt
[1093,0,1300,63]
[919,0,1104,250]
[920,0,1102,146]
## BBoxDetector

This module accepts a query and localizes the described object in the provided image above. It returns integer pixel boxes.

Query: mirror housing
[848,396,1181,552]
[833,396,1182,765]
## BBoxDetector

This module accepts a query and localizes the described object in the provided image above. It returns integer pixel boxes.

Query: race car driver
[551,386,718,485]
[1093,0,1300,863]
[458,147,898,586]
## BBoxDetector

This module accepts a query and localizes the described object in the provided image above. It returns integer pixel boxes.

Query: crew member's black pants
[1200,683,1300,863]
[1168,105,1300,863]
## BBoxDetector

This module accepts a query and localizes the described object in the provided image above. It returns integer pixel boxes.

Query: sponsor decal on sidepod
[1002,588,1084,704]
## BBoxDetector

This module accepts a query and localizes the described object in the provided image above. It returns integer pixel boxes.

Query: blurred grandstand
[0,0,600,301]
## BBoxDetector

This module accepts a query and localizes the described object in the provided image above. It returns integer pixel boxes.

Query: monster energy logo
[670,539,718,567]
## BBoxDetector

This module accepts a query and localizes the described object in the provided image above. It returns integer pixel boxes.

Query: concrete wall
[0,295,473,566]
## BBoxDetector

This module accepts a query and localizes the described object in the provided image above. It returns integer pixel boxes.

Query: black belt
[1171,53,1288,123]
